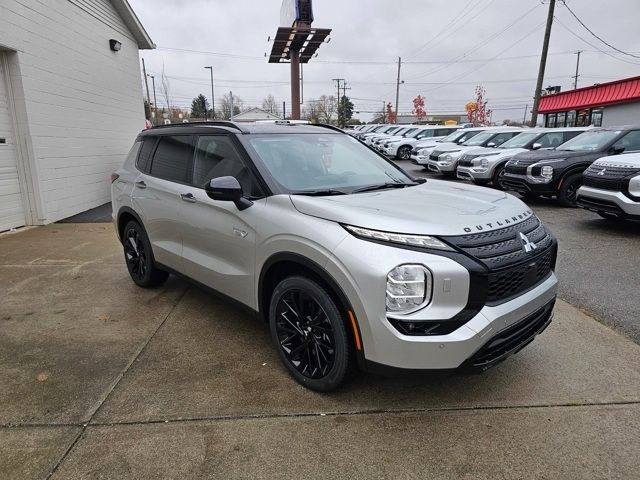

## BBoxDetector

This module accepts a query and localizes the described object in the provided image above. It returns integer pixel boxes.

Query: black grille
[458,157,474,167]
[463,300,555,371]
[429,152,441,161]
[505,163,528,175]
[576,197,626,217]
[444,216,557,304]
[582,165,640,191]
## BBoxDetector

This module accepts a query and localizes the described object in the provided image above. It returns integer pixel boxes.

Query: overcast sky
[129,0,640,122]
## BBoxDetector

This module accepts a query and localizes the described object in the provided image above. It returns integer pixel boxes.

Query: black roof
[139,121,343,136]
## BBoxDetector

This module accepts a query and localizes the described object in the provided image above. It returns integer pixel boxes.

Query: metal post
[333,79,342,127]
[530,0,555,126]
[148,74,157,126]
[573,51,582,90]
[394,57,402,124]
[205,66,215,119]
[141,58,151,114]
[290,50,301,120]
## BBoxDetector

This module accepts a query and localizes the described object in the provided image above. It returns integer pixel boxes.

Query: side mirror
[531,142,543,150]
[610,145,625,155]
[205,176,253,211]
[487,142,496,148]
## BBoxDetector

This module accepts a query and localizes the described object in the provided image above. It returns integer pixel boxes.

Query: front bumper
[457,164,494,181]
[500,173,556,195]
[576,185,640,219]
[427,159,457,173]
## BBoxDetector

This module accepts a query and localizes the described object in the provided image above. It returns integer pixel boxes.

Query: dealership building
[0,0,153,232]
[538,75,640,129]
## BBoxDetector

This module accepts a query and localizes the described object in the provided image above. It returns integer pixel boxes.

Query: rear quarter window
[149,135,195,184]
[136,137,157,174]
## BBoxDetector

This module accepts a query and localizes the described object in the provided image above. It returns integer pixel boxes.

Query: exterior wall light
[109,39,122,52]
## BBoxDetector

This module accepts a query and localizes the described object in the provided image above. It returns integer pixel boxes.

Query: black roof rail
[150,121,249,133]
[312,123,345,133]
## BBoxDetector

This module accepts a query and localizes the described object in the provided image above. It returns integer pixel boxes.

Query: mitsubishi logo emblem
[597,168,606,176]
[518,232,537,253]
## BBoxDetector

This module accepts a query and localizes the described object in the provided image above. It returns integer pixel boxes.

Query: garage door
[0,53,25,232]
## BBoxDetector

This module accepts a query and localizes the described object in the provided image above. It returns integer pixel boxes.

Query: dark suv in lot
[500,127,640,206]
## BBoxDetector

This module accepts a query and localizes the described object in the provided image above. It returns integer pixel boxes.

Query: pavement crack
[44,285,190,479]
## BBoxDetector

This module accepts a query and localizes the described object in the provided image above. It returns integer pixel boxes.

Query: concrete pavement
[1,224,639,479]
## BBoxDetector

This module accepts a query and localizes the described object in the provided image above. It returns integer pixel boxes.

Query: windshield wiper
[290,189,346,196]
[351,182,416,194]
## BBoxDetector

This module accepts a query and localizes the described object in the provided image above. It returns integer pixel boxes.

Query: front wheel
[122,221,169,287]
[269,276,351,392]
[558,173,582,207]
[397,145,412,160]
[492,164,506,189]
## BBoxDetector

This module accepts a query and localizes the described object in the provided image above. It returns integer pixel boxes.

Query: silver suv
[111,122,558,391]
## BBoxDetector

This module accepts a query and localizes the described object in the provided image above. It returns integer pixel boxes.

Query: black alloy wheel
[397,145,412,160]
[493,164,506,189]
[558,173,582,207]
[122,220,169,287]
[269,276,351,391]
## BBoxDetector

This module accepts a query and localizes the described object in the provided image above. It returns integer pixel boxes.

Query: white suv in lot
[428,128,524,176]
[457,127,588,187]
[577,152,640,220]
[411,127,487,166]
[112,122,558,392]
[381,126,460,160]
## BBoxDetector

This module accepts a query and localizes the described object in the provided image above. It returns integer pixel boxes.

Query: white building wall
[0,0,146,224]
[603,103,640,127]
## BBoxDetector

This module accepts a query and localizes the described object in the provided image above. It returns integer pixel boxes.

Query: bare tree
[218,93,244,120]
[262,94,278,115]
[315,95,338,124]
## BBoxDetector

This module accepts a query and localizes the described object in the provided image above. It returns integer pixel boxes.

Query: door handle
[135,181,147,189]
[180,193,197,203]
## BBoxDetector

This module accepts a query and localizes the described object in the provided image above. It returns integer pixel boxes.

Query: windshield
[400,128,418,137]
[248,134,414,193]
[440,129,467,142]
[499,132,540,149]
[462,131,495,146]
[414,129,435,139]
[455,130,483,144]
[557,130,621,151]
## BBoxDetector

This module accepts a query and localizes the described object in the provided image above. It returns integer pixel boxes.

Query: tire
[397,145,412,160]
[269,276,351,392]
[122,220,169,288]
[557,173,582,207]
[492,164,506,189]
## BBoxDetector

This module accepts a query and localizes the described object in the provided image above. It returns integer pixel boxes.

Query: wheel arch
[116,206,145,244]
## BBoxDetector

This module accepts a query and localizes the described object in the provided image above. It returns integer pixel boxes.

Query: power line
[560,1,640,59]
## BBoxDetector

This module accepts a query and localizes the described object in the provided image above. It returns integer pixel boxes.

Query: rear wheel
[558,173,582,207]
[122,220,169,287]
[492,164,506,188]
[397,145,412,160]
[269,276,351,392]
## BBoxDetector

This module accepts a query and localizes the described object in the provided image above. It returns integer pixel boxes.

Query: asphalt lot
[400,159,640,343]
[1,218,639,478]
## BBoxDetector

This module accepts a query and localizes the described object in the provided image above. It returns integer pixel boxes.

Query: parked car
[457,127,588,187]
[501,127,640,206]
[112,121,558,392]
[576,152,640,220]
[362,125,400,144]
[428,128,524,176]
[382,126,460,160]
[370,126,417,149]
[411,127,487,166]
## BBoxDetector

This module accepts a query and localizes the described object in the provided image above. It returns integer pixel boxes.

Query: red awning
[538,76,640,113]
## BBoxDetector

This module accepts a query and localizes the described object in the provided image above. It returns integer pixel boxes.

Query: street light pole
[204,66,215,120]
[147,74,157,126]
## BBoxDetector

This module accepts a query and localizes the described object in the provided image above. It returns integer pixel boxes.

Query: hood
[511,149,593,162]
[415,139,451,149]
[289,180,533,236]
[465,147,527,159]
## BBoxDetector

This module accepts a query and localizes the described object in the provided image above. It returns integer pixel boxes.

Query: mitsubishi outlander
[111,122,558,391]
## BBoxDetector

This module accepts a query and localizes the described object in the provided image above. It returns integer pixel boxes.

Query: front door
[179,135,263,309]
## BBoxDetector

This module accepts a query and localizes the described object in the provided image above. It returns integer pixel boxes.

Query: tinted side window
[136,137,157,173]
[436,128,453,136]
[149,136,194,183]
[562,131,582,143]
[537,132,565,148]
[612,130,640,153]
[194,136,261,197]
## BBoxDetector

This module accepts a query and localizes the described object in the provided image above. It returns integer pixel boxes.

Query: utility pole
[572,50,582,90]
[147,74,157,126]
[282,101,286,120]
[394,57,402,124]
[332,78,344,126]
[530,0,555,126]
[204,66,215,120]
[523,104,528,124]
[382,101,386,123]
[229,91,235,121]
[141,58,151,114]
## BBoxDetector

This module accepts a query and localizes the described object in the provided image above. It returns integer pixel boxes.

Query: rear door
[132,134,195,270]
[179,134,264,308]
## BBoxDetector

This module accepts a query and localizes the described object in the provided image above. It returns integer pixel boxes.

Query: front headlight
[629,175,640,196]
[343,225,453,250]
[386,265,432,313]
[541,165,554,180]
[439,154,452,164]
